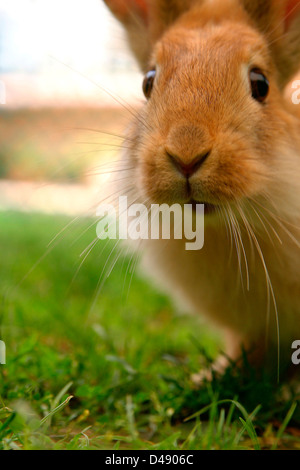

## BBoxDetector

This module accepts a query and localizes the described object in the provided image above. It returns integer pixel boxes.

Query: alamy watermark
[291,340,300,365]
[96,196,205,251]
[0,340,6,365]
[292,80,300,105]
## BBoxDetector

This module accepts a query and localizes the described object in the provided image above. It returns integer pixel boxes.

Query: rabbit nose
[167,150,211,178]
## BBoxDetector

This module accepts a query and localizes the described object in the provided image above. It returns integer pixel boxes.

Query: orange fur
[104,0,300,379]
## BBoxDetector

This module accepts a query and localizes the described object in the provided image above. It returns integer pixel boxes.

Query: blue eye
[250,68,269,103]
[143,69,156,99]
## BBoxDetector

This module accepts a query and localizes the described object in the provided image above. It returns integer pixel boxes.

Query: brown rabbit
[103,0,300,379]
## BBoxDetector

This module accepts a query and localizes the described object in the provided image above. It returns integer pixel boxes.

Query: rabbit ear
[279,0,300,86]
[149,0,197,41]
[103,0,150,70]
[103,0,148,24]
[284,0,300,28]
[103,0,196,70]
[243,0,300,88]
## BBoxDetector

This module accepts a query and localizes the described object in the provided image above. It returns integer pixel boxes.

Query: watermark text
[96,197,205,251]
[291,340,300,365]
[292,80,300,105]
[0,340,6,365]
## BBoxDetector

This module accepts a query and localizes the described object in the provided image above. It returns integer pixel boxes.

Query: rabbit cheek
[190,142,267,203]
[137,147,188,204]
[204,157,262,201]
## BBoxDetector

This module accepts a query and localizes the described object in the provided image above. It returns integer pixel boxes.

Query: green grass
[0,211,299,450]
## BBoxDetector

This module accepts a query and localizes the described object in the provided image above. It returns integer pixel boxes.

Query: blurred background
[0,0,298,213]
[0,3,221,447]
[1,1,300,449]
[0,0,142,214]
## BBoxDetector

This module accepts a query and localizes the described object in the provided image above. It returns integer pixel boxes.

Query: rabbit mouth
[189,199,218,215]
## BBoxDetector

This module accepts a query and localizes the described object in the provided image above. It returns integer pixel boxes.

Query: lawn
[0,211,299,450]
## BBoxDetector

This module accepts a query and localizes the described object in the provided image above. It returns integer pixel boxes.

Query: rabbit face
[131,21,287,214]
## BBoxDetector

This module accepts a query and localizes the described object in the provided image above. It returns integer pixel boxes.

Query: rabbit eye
[250,68,269,103]
[143,69,156,99]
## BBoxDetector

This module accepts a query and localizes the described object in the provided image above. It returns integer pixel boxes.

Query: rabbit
[103,0,300,379]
